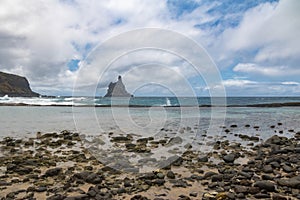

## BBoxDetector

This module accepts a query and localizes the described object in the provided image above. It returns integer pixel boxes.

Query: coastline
[1,102,300,107]
[1,125,300,199]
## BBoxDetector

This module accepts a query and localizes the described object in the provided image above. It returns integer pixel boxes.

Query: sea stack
[0,71,39,97]
[104,75,133,97]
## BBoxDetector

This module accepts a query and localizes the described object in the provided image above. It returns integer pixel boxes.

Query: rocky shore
[0,125,300,200]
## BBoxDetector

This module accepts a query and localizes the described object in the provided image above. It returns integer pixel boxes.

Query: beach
[0,105,300,199]
[1,0,299,199]
[0,98,299,200]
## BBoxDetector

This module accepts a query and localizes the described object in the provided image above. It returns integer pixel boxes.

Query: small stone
[124,180,132,187]
[236,193,245,198]
[270,161,280,168]
[253,193,270,199]
[45,167,62,177]
[87,189,97,197]
[84,166,93,171]
[153,179,165,186]
[189,192,197,197]
[223,153,236,163]
[117,188,126,194]
[131,195,150,200]
[254,180,275,192]
[167,171,175,179]
[262,174,274,180]
[226,192,235,199]
[263,165,273,173]
[6,192,15,198]
[248,187,260,194]
[46,194,66,200]
[0,180,10,186]
[36,186,47,192]
[282,164,293,173]
[203,171,218,179]
[234,186,248,193]
[178,195,191,200]
[171,179,188,188]
[156,172,165,179]
[198,155,208,162]
[165,137,183,147]
[211,174,223,182]
[224,129,230,133]
[277,176,300,188]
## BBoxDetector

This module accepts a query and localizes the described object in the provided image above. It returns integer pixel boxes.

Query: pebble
[189,192,197,197]
[1,129,300,200]
[45,167,62,177]
[166,170,175,179]
[198,155,208,162]
[223,153,236,163]
[254,180,275,192]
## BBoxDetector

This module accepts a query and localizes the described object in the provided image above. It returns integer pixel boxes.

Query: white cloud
[222,79,256,87]
[233,63,300,77]
[281,81,299,85]
[0,0,176,95]
[219,79,300,96]
[223,0,300,62]
[0,0,299,96]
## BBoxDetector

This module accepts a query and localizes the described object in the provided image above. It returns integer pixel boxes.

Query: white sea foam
[64,97,86,101]
[166,97,172,106]
[0,95,83,106]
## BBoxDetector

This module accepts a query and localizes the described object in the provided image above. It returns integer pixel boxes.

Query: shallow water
[0,106,299,141]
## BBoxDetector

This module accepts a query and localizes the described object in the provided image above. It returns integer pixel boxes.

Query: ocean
[1,95,300,107]
[0,96,299,143]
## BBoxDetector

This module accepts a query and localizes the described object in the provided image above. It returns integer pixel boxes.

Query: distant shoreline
[1,102,300,107]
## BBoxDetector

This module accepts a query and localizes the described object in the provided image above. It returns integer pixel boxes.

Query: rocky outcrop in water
[0,71,39,97]
[104,75,133,97]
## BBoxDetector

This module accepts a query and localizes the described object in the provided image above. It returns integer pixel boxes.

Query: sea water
[0,98,299,142]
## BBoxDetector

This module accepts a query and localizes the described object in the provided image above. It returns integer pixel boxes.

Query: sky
[0,0,299,96]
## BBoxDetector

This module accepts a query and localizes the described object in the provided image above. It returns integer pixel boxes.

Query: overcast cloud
[0,0,299,96]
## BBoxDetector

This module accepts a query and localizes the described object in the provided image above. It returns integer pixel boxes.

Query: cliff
[104,76,133,97]
[0,71,40,97]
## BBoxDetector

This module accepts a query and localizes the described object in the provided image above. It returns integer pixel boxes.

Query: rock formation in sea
[104,75,133,97]
[0,71,40,97]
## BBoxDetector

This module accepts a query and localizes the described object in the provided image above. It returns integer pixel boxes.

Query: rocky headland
[0,71,39,97]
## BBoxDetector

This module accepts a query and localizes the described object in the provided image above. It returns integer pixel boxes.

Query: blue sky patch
[167,0,200,18]
[67,59,80,72]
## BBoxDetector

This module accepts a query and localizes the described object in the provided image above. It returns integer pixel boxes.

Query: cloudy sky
[0,0,299,96]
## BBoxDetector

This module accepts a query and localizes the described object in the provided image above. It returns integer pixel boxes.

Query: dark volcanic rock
[0,71,39,97]
[104,75,132,97]
[45,167,62,177]
[74,171,103,184]
[277,176,300,188]
[166,171,175,179]
[253,180,275,192]
[223,153,236,163]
